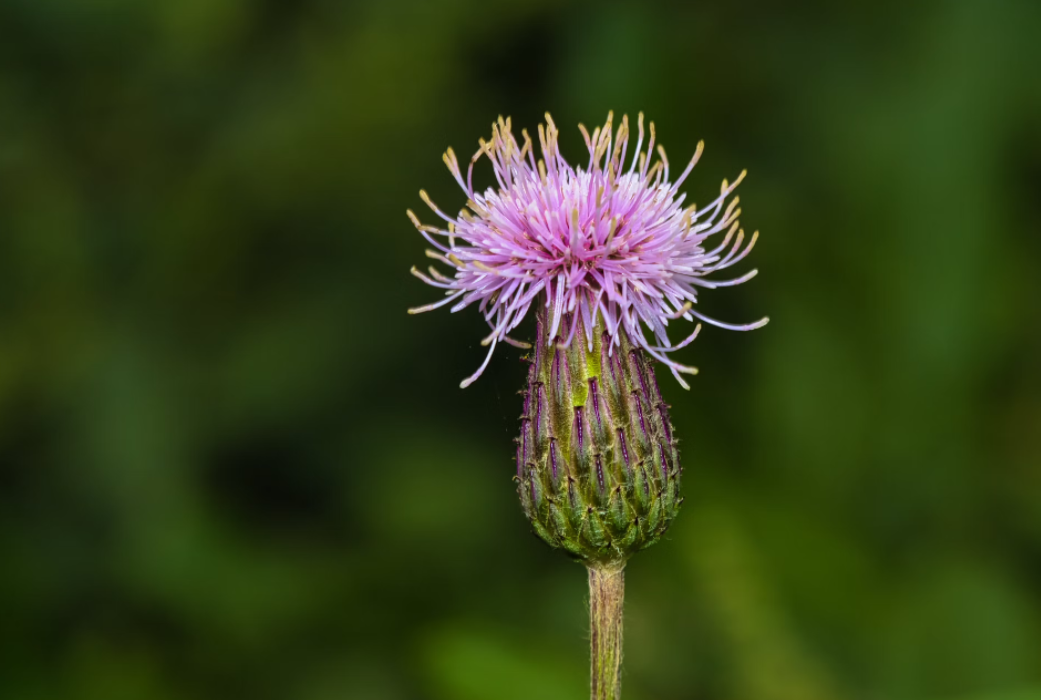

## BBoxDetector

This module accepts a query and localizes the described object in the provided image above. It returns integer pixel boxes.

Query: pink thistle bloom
[408,112,768,389]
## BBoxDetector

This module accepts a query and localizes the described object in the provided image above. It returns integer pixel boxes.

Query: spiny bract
[517,309,682,567]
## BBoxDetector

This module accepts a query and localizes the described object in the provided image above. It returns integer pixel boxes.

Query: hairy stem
[589,564,625,700]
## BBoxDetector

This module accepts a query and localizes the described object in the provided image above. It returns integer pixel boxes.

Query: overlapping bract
[409,112,766,388]
[517,309,682,566]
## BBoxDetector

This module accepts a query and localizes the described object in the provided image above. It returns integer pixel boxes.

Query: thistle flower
[407,112,767,700]
[408,111,767,389]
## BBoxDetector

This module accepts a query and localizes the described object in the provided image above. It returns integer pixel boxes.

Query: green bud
[516,309,684,567]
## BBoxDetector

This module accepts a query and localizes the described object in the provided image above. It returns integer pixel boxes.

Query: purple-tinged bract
[408,112,767,388]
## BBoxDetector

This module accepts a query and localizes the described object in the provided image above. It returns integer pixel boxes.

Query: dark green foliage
[517,310,682,566]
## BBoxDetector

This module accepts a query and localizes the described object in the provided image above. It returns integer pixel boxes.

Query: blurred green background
[2,1,1040,699]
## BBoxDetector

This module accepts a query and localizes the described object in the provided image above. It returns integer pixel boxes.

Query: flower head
[408,112,767,389]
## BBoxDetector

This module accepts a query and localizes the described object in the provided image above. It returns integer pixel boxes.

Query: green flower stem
[589,564,625,700]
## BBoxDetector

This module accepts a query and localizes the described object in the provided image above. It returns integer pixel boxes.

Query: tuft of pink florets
[408,112,767,389]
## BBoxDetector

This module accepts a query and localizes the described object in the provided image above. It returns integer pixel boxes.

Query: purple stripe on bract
[632,393,649,444]
[574,405,585,454]
[648,362,665,403]
[589,377,603,432]
[549,437,559,481]
[657,404,672,443]
[553,348,563,394]
[629,350,651,401]
[595,453,605,493]
[534,383,544,437]
[658,442,669,481]
[612,351,626,394]
[617,428,632,476]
